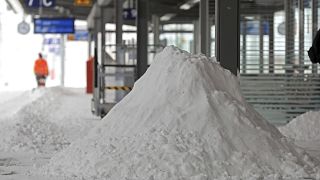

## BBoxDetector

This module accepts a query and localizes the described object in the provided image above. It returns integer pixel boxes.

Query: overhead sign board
[240,20,269,35]
[34,18,75,34]
[67,30,89,41]
[123,8,136,20]
[25,0,55,8]
[74,0,92,6]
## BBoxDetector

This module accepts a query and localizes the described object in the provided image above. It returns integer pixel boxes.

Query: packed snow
[279,111,320,141]
[0,88,98,154]
[0,87,99,179]
[39,46,320,179]
[279,111,320,162]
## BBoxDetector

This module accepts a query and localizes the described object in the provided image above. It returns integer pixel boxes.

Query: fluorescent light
[160,13,176,21]
[179,0,200,10]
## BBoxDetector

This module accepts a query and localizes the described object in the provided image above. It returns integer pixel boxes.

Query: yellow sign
[74,0,92,6]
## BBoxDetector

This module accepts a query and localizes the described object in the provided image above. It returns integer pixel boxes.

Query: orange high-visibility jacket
[34,58,49,76]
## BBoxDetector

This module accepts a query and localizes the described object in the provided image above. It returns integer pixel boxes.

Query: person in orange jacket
[34,53,49,87]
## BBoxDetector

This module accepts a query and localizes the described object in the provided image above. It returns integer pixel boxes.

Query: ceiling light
[179,0,200,10]
[160,13,176,21]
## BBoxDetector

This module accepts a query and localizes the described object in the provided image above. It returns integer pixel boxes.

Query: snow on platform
[0,87,99,179]
[40,46,320,179]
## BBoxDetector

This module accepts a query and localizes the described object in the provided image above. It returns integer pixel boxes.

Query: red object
[86,57,94,94]
[34,58,49,76]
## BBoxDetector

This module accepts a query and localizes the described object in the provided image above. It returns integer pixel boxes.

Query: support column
[152,15,160,47]
[100,7,106,102]
[88,31,93,58]
[299,0,304,73]
[193,20,200,54]
[94,17,100,89]
[269,14,274,73]
[215,0,240,75]
[285,0,295,74]
[259,16,264,74]
[116,0,123,64]
[200,0,210,56]
[312,0,318,73]
[0,14,2,79]
[136,0,149,79]
[60,35,65,86]
[242,19,247,74]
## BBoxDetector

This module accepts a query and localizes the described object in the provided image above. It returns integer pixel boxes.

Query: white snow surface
[0,87,98,154]
[279,111,320,141]
[42,46,320,179]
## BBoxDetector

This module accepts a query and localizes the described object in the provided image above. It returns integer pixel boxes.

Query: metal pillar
[285,0,295,74]
[242,19,247,74]
[94,17,100,89]
[200,0,210,56]
[100,7,106,102]
[115,0,125,101]
[88,31,93,58]
[215,0,240,75]
[136,0,149,79]
[299,0,304,73]
[259,16,264,74]
[312,0,318,73]
[0,13,2,79]
[268,14,274,73]
[100,8,106,66]
[116,0,123,62]
[193,20,200,54]
[152,15,160,46]
[60,35,65,86]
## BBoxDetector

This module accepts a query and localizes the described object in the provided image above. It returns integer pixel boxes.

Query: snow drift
[279,111,320,141]
[43,46,319,179]
[0,88,70,153]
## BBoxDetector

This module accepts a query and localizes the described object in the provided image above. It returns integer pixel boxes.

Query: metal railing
[239,64,320,125]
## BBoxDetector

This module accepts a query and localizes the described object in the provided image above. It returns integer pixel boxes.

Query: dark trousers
[35,74,47,87]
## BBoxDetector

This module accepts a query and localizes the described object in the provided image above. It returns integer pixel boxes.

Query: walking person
[34,53,49,87]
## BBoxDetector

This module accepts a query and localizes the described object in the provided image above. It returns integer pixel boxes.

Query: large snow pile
[0,88,70,153]
[42,46,319,179]
[279,111,320,141]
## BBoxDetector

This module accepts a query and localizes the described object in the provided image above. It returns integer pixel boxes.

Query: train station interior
[1,0,320,179]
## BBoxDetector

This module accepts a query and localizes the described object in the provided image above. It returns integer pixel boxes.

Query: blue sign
[25,0,55,8]
[241,20,269,35]
[34,18,75,34]
[74,30,89,41]
[44,38,61,45]
[123,8,136,20]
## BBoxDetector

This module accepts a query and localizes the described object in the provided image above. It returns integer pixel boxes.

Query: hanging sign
[17,21,30,35]
[34,18,75,34]
[74,0,92,6]
[123,8,136,20]
[67,30,89,41]
[25,0,55,8]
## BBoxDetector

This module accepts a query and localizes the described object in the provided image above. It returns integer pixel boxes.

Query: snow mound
[42,46,320,179]
[0,88,70,153]
[279,111,320,141]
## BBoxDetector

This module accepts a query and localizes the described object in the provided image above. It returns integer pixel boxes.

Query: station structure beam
[200,0,210,56]
[136,0,149,79]
[268,14,274,73]
[152,15,161,48]
[259,16,264,74]
[116,0,123,63]
[312,0,318,73]
[193,20,200,54]
[241,18,247,74]
[215,0,240,75]
[299,0,304,73]
[285,0,295,74]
